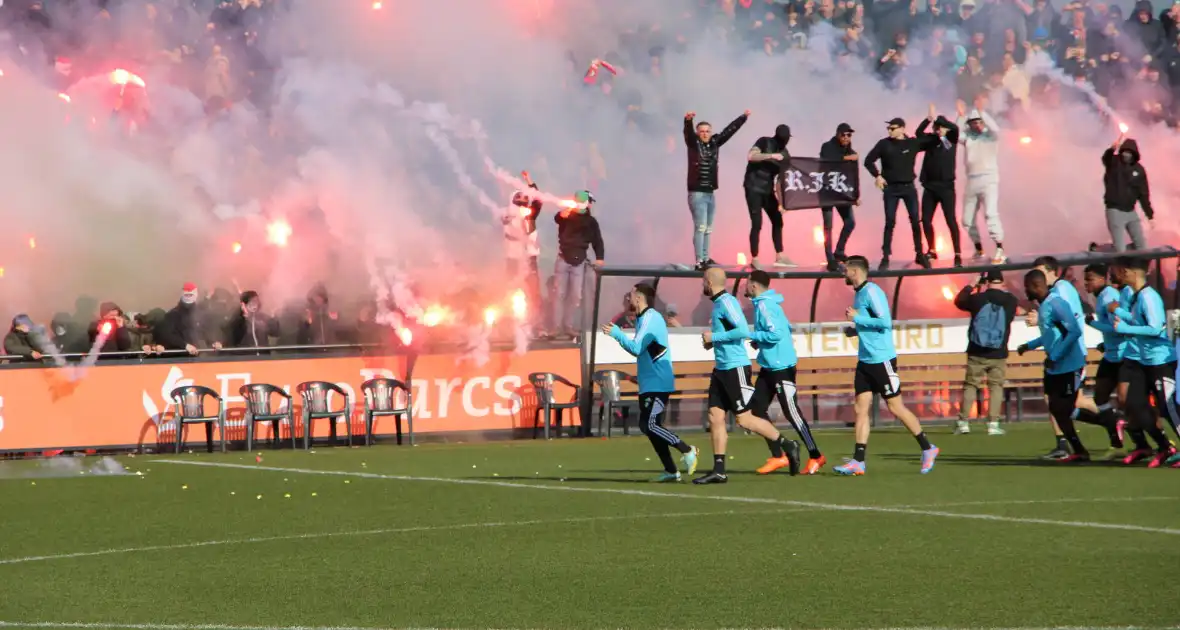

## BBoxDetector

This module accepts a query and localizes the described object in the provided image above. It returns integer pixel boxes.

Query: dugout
[578,246,1180,434]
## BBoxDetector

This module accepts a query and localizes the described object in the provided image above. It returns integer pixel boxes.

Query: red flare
[511,290,528,320]
[266,219,292,247]
[100,321,113,335]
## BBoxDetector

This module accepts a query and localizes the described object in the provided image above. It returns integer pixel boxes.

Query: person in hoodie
[683,109,750,270]
[915,103,963,266]
[298,283,340,346]
[1101,133,1154,252]
[694,266,800,485]
[745,270,824,475]
[49,312,87,354]
[550,190,605,339]
[87,302,134,356]
[956,98,1007,264]
[1109,256,1180,467]
[502,170,544,322]
[835,256,939,476]
[155,283,220,356]
[1017,270,1091,462]
[227,290,279,349]
[1126,0,1167,62]
[819,122,860,272]
[4,315,44,361]
[600,283,699,482]
[743,123,794,269]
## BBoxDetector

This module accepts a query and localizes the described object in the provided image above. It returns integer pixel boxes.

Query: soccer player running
[694,267,802,485]
[602,283,700,481]
[1109,257,1180,468]
[1030,256,1088,460]
[744,270,823,476]
[1079,263,1147,459]
[833,256,939,476]
[1017,270,1090,462]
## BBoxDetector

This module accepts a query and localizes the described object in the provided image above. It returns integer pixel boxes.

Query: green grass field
[0,423,1177,630]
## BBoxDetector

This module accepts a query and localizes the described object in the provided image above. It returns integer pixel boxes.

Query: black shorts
[749,366,797,418]
[1043,370,1084,400]
[708,366,755,414]
[1118,360,1143,385]
[1096,359,1121,383]
[854,359,901,399]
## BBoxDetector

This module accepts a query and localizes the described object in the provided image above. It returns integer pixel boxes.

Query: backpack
[970,302,1007,350]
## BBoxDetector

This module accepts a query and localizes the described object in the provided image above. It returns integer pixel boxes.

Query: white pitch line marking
[0,508,796,566]
[0,622,1176,630]
[156,460,1180,537]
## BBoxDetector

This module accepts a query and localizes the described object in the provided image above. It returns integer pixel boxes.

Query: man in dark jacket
[743,123,794,268]
[819,122,860,271]
[915,104,963,266]
[1126,0,1167,61]
[5,315,43,361]
[551,190,605,338]
[953,269,1018,435]
[155,283,220,356]
[87,302,134,357]
[1102,134,1154,252]
[227,290,279,349]
[684,109,749,270]
[864,116,936,270]
[298,283,340,346]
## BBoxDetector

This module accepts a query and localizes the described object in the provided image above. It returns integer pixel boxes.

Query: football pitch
[0,424,1177,630]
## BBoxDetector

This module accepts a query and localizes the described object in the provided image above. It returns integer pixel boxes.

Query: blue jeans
[687,191,716,262]
[552,257,586,332]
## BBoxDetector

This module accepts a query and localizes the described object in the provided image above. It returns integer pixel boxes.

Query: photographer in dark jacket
[915,104,963,266]
[744,124,794,268]
[864,116,936,270]
[684,109,749,270]
[953,269,1018,435]
[819,122,860,271]
[1102,134,1154,252]
[155,283,220,356]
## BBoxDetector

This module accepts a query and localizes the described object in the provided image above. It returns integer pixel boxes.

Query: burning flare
[736,252,748,266]
[266,219,292,247]
[57,93,70,103]
[511,290,528,320]
[397,327,413,346]
[941,286,955,301]
[1019,136,1032,145]
[421,304,449,328]
[109,68,146,88]
[1118,122,1130,134]
[484,307,499,326]
[27,237,35,250]
[231,242,242,254]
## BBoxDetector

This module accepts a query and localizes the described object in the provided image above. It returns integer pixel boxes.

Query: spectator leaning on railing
[87,302,133,356]
[155,283,222,356]
[5,315,44,361]
[228,290,279,348]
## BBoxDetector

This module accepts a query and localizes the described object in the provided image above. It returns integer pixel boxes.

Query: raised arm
[714,111,750,147]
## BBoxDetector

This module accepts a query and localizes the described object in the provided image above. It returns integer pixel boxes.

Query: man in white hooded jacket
[956,99,1006,264]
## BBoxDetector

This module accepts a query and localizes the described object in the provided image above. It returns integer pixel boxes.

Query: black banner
[777,156,860,210]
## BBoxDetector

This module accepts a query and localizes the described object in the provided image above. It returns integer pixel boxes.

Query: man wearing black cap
[864,116,933,270]
[915,103,963,267]
[819,122,860,272]
[744,124,795,269]
[953,269,1017,435]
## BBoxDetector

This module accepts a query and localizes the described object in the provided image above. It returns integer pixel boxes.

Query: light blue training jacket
[851,281,896,364]
[710,291,751,370]
[608,307,674,394]
[749,289,797,370]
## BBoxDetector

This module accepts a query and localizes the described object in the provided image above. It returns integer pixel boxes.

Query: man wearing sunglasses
[864,117,934,271]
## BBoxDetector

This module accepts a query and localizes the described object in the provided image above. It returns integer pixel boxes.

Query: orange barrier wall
[0,348,581,451]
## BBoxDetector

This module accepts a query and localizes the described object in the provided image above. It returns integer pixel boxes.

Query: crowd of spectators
[590,0,1180,137]
[1,281,412,362]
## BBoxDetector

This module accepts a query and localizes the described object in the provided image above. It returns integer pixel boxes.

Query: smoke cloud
[0,0,1175,330]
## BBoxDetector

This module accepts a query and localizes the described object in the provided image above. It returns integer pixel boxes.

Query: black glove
[1016,343,1029,356]
[1086,312,1096,323]
[1097,342,1105,353]
[749,340,760,350]
[843,326,858,338]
